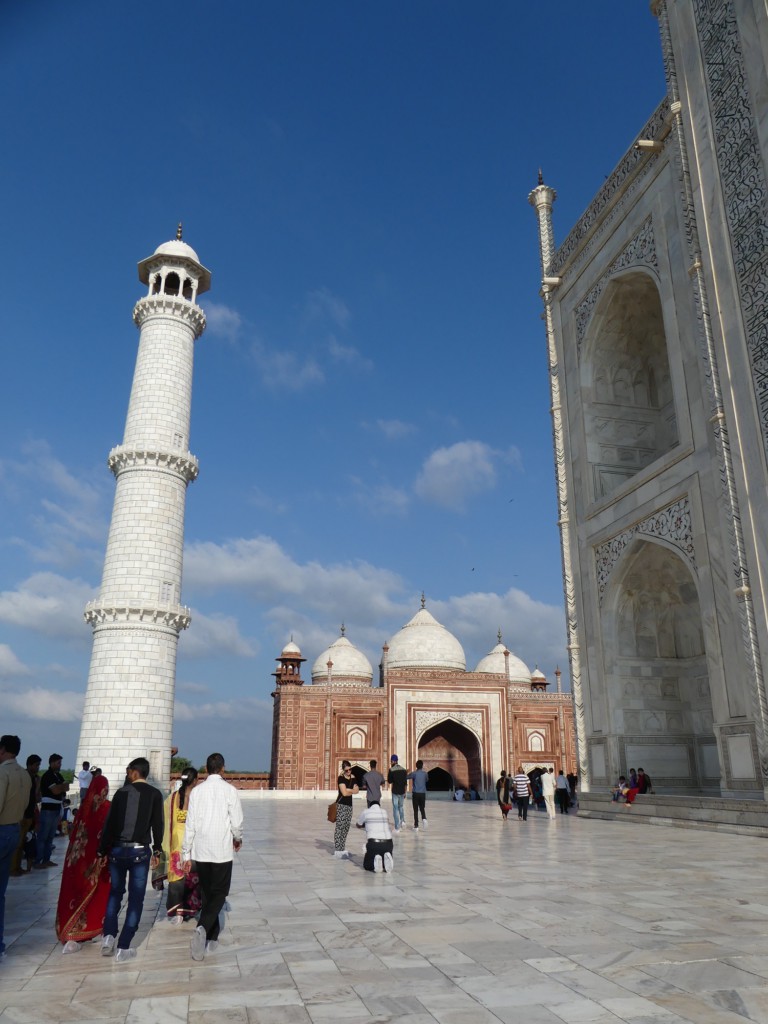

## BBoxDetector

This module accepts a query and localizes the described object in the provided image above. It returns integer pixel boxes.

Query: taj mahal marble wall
[532,0,768,800]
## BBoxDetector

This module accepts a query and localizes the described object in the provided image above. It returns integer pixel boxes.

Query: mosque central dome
[386,605,466,671]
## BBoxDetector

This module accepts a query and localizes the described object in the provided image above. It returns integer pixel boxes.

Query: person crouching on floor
[356,800,394,874]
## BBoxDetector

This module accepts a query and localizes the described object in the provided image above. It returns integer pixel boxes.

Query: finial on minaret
[340,622,346,636]
[538,168,544,186]
[497,628,503,644]
[176,222,183,241]
[420,591,426,609]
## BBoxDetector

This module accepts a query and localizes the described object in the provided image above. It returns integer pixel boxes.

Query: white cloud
[177,681,211,694]
[0,573,96,640]
[351,480,410,517]
[306,287,350,329]
[0,644,31,678]
[202,300,242,343]
[185,535,405,625]
[414,440,520,511]
[174,695,272,723]
[250,339,324,390]
[327,335,373,371]
[375,419,416,440]
[0,686,84,722]
[179,610,256,659]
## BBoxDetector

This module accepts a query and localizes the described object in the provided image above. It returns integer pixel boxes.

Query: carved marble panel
[414,709,483,743]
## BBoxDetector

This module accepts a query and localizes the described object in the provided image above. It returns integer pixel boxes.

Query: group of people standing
[496,767,575,821]
[0,737,243,966]
[332,755,430,869]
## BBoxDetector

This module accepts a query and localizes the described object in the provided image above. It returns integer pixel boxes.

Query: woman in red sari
[55,774,111,952]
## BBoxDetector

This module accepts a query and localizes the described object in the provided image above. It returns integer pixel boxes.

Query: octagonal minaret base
[76,230,210,789]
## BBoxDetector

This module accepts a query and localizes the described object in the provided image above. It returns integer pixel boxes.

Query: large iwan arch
[417,718,482,791]
[601,538,716,793]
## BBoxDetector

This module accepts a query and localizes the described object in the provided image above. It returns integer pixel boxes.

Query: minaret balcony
[108,445,199,483]
[133,295,206,337]
[84,601,192,632]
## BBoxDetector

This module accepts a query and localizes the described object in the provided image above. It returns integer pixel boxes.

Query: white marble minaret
[76,228,210,787]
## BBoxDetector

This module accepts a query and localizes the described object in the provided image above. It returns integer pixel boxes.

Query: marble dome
[386,607,466,671]
[311,634,373,683]
[280,640,302,657]
[153,238,202,264]
[531,667,546,682]
[474,642,531,684]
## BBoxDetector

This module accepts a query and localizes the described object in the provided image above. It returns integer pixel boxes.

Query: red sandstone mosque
[270,598,576,792]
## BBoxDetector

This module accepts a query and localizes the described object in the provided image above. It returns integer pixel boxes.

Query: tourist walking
[541,768,556,819]
[0,736,29,960]
[333,760,358,858]
[56,774,111,953]
[77,762,93,803]
[387,755,407,833]
[407,759,429,831]
[496,771,511,820]
[362,760,384,808]
[159,768,201,924]
[513,767,531,821]
[555,770,570,814]
[97,757,164,963]
[182,753,243,961]
[356,800,394,873]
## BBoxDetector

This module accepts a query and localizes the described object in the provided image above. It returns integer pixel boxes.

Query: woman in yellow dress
[162,768,201,924]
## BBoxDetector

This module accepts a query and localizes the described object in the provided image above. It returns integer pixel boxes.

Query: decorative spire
[176,222,183,241]
[537,167,544,186]
[497,627,503,644]
[420,591,426,609]
[340,622,346,636]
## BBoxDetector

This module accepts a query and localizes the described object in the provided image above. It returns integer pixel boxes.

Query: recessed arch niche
[417,719,482,791]
[602,538,716,792]
[582,272,678,500]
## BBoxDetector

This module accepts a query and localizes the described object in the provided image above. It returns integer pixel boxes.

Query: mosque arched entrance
[417,719,481,791]
[603,539,716,793]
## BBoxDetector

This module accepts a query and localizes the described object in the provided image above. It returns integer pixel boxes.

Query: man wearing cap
[387,755,407,834]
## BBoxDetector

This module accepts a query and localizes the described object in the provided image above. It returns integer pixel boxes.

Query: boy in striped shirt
[513,768,531,821]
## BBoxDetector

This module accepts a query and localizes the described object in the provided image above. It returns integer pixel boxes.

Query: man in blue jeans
[35,753,69,868]
[387,754,407,833]
[0,735,31,960]
[97,757,164,964]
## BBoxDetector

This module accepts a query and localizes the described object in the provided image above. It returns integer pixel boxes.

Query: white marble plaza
[3,797,768,1024]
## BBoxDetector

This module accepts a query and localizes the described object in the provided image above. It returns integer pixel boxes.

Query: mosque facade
[530,0,768,800]
[270,601,576,792]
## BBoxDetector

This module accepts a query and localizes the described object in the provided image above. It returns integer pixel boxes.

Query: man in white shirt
[182,752,243,961]
[356,800,393,873]
[540,768,556,819]
[77,761,93,803]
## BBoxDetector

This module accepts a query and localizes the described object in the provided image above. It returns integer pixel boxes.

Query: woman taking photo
[333,760,359,858]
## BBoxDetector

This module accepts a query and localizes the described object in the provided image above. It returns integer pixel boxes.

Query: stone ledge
[84,601,191,632]
[132,295,206,337]
[108,445,199,483]
[579,792,768,836]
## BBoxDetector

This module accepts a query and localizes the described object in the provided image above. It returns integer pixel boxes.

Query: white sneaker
[373,855,383,873]
[333,850,346,858]
[190,925,207,962]
[170,914,183,927]
[422,819,428,829]
[412,826,419,831]
[383,852,394,873]
[115,947,137,964]
[62,940,81,954]
[206,940,219,954]
[101,935,115,957]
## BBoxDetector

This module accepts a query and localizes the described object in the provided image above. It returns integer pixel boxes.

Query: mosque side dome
[386,605,466,671]
[530,666,546,681]
[311,633,374,684]
[280,640,302,657]
[474,641,532,685]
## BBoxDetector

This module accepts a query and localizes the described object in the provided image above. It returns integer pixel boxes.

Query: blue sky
[0,2,665,771]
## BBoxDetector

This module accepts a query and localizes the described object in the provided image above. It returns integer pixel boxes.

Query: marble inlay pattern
[414,710,483,743]
[595,496,695,600]
[5,799,768,1023]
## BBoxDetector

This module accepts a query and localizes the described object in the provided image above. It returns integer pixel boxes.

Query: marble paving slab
[4,799,768,1023]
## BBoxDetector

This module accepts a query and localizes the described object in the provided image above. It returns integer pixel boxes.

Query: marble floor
[3,797,768,1024]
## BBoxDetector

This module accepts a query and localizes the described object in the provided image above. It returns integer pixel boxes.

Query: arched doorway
[427,766,453,791]
[418,719,481,790]
[603,539,715,793]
